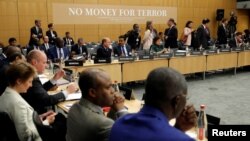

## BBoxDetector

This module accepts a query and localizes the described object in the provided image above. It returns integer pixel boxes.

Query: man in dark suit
[0,46,21,68]
[113,35,131,57]
[63,32,74,48]
[48,37,70,62]
[164,18,178,48]
[196,18,210,50]
[46,23,58,45]
[71,38,88,59]
[40,36,53,57]
[96,37,112,59]
[23,50,78,114]
[229,32,243,48]
[217,19,228,45]
[29,20,43,46]
[124,24,141,51]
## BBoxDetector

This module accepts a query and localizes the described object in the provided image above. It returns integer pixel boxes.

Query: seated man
[66,68,127,141]
[229,32,243,48]
[96,37,112,59]
[110,67,197,141]
[40,36,53,57]
[48,37,70,62]
[113,35,131,57]
[23,50,77,114]
[71,38,88,59]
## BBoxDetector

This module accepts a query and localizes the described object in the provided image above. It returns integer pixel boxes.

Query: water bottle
[197,104,208,141]
[113,81,120,93]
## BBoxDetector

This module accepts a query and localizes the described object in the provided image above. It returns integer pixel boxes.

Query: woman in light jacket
[0,62,56,141]
[183,21,194,47]
[143,21,157,53]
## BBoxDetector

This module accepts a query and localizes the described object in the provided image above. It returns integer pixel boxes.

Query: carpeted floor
[131,69,250,124]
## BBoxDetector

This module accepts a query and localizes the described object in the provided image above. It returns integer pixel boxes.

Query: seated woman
[150,36,167,55]
[0,62,56,141]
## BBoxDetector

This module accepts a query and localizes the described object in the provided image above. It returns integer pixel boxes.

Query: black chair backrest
[0,112,20,141]
[196,111,221,125]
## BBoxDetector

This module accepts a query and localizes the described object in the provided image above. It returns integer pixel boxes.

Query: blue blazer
[110,105,195,141]
[48,46,70,62]
[113,44,131,57]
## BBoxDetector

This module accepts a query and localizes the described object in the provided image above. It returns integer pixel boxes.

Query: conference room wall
[0,0,249,46]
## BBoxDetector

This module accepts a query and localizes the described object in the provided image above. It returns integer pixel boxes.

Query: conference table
[65,50,250,83]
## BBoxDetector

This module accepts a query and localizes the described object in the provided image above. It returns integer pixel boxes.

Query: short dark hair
[35,20,40,24]
[202,18,210,24]
[235,32,242,36]
[6,62,36,87]
[185,21,193,28]
[4,46,21,58]
[65,32,70,35]
[153,36,161,45]
[119,35,126,40]
[7,52,23,62]
[48,23,53,28]
[101,38,108,45]
[78,68,104,98]
[8,37,16,44]
[221,18,227,23]
[145,67,187,106]
[133,24,139,29]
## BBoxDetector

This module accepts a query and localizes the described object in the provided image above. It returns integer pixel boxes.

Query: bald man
[110,67,197,141]
[66,68,127,141]
[96,37,112,59]
[22,50,77,114]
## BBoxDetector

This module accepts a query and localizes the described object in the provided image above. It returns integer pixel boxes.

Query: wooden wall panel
[0,0,249,46]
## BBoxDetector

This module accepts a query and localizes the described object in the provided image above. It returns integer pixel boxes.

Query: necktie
[121,47,125,56]
[45,43,49,50]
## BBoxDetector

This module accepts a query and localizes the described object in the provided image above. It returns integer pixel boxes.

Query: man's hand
[175,104,197,132]
[112,94,125,112]
[66,83,78,94]
[52,69,65,81]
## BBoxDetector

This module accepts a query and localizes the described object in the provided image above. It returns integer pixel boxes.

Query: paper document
[66,92,82,101]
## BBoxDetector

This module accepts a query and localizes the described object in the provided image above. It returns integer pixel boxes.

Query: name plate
[220,48,231,52]
[157,53,173,59]
[174,52,186,57]
[245,46,250,50]
[191,51,203,55]
[118,56,135,62]
[63,68,74,82]
[232,47,244,52]
[94,58,111,64]
[206,49,217,54]
[65,60,84,66]
[139,55,154,60]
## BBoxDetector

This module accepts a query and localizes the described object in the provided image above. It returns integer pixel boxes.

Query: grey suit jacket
[66,98,127,141]
[0,87,42,141]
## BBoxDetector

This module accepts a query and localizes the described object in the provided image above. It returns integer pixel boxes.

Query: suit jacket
[40,43,53,56]
[29,26,43,46]
[48,46,70,62]
[71,44,88,56]
[113,45,131,57]
[46,30,58,45]
[196,25,209,49]
[228,38,238,48]
[217,24,227,44]
[63,37,74,47]
[164,26,178,48]
[125,30,141,49]
[22,77,65,114]
[110,105,194,141]
[0,87,42,141]
[96,45,112,59]
[66,98,127,141]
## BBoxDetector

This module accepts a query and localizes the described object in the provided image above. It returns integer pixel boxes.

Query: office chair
[0,112,20,141]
